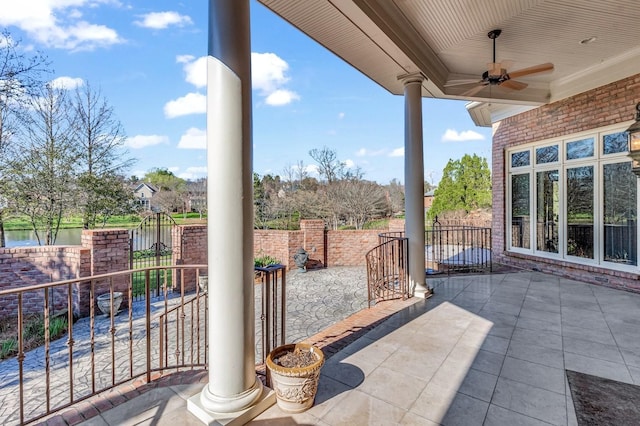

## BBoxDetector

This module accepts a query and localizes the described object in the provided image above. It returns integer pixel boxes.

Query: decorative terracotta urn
[266,343,325,413]
[96,292,123,317]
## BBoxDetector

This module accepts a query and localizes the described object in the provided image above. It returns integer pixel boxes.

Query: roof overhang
[258,0,640,126]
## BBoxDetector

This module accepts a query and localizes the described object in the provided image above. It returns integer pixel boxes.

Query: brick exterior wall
[254,229,303,270]
[492,73,640,292]
[0,246,89,318]
[0,229,131,318]
[326,230,381,266]
[76,229,130,316]
[173,225,206,293]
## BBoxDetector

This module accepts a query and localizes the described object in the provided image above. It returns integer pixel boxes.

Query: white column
[188,1,274,423]
[401,74,430,298]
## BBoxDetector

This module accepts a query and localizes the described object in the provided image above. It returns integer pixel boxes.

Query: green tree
[143,168,187,213]
[428,154,491,219]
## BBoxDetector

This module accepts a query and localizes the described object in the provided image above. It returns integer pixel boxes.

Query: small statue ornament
[293,248,309,272]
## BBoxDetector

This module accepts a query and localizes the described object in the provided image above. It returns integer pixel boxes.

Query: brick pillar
[76,229,130,317]
[174,224,207,292]
[300,219,326,268]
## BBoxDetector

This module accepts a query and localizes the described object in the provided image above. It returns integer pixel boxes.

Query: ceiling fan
[446,29,554,97]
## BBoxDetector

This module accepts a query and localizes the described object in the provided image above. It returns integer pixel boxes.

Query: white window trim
[506,123,638,273]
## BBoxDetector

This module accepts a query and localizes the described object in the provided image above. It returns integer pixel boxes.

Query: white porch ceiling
[258,0,640,126]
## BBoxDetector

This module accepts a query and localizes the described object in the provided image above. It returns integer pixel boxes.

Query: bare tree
[71,82,136,228]
[0,30,51,246]
[9,84,78,245]
[309,146,345,183]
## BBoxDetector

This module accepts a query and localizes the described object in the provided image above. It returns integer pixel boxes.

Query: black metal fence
[254,264,286,365]
[365,235,410,307]
[426,222,492,274]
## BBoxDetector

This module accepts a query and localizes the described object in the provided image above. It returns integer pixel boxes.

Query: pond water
[5,228,83,247]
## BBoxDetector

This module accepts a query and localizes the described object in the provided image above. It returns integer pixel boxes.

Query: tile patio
[43,269,640,425]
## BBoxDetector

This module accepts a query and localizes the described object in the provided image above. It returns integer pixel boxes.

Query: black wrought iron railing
[426,223,492,274]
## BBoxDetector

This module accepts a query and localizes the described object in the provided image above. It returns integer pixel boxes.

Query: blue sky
[2,0,493,185]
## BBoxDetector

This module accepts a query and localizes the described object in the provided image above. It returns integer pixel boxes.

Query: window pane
[566,166,594,258]
[511,151,530,168]
[536,145,558,164]
[603,132,628,155]
[511,173,530,249]
[536,170,559,253]
[566,138,594,160]
[604,162,637,265]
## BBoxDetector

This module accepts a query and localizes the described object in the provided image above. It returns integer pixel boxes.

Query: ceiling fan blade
[444,79,482,87]
[507,63,554,79]
[461,84,487,97]
[500,79,528,90]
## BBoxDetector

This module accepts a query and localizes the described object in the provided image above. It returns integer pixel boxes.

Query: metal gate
[129,212,180,300]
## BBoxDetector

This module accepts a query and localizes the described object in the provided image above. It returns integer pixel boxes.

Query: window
[603,162,637,265]
[566,166,594,259]
[566,137,594,160]
[511,173,530,249]
[536,145,558,164]
[507,126,637,270]
[536,170,559,253]
[511,150,530,168]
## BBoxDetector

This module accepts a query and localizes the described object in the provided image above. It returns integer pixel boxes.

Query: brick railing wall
[0,229,129,318]
[326,230,381,266]
[492,73,640,292]
[0,246,88,318]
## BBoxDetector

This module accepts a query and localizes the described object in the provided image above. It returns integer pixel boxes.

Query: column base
[187,385,275,425]
[413,284,433,299]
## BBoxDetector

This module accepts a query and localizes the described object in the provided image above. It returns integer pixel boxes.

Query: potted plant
[266,343,325,413]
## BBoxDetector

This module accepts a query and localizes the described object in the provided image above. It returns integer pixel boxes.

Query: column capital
[397,72,426,85]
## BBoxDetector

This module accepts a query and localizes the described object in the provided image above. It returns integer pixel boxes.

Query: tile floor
[78,270,640,425]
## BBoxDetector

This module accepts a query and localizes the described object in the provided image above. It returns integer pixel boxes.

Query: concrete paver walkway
[69,269,640,425]
[0,267,369,426]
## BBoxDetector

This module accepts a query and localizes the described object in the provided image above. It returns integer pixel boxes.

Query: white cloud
[173,52,299,107]
[134,11,193,29]
[252,52,299,106]
[178,166,207,180]
[50,76,84,90]
[125,134,169,149]
[0,1,123,51]
[338,112,345,120]
[265,89,299,106]
[164,92,206,118]
[177,127,206,149]
[441,129,485,142]
[182,56,207,88]
[344,159,355,169]
[356,148,385,157]
[389,147,404,157]
[251,52,289,92]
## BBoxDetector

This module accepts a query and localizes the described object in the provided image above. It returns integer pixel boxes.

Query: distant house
[133,183,157,211]
[424,190,435,211]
